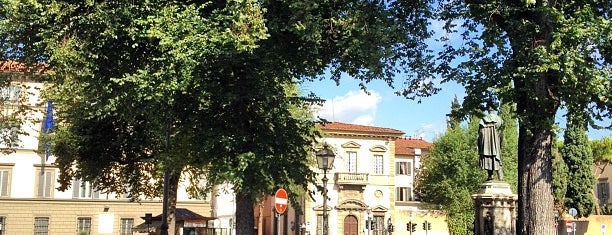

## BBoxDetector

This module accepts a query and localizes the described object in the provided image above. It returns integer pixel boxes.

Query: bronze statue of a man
[478,106,503,181]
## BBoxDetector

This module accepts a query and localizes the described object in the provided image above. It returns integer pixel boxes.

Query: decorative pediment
[369,145,387,152]
[336,199,368,211]
[313,204,333,212]
[341,141,361,149]
[371,205,389,212]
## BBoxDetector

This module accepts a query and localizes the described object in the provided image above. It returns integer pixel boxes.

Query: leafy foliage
[1,1,435,234]
[552,140,569,214]
[560,109,595,217]
[592,137,612,164]
[409,0,612,233]
[417,101,518,235]
[415,124,482,235]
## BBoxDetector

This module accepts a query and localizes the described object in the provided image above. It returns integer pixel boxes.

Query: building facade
[0,61,236,235]
[300,122,448,235]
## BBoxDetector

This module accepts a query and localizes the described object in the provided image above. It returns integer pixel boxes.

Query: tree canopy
[1,1,435,234]
[411,1,611,233]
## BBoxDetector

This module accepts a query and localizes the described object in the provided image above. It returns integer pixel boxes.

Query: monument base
[472,181,517,235]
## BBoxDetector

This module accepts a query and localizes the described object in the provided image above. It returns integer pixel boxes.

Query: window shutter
[93,188,100,199]
[598,183,603,199]
[44,171,52,198]
[0,170,8,196]
[605,183,610,201]
[72,179,81,198]
[37,172,44,197]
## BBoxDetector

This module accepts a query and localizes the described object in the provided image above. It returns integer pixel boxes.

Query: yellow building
[303,122,448,235]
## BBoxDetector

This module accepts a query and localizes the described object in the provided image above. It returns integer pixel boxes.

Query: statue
[478,106,503,181]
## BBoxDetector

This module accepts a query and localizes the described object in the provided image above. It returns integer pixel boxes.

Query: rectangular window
[373,155,383,174]
[0,125,19,149]
[0,169,10,197]
[77,217,91,235]
[72,179,99,199]
[598,182,610,205]
[396,187,413,202]
[36,170,53,198]
[346,151,357,172]
[0,216,5,235]
[0,85,21,104]
[373,216,385,235]
[33,217,49,235]
[120,218,134,235]
[396,162,412,176]
[316,215,323,235]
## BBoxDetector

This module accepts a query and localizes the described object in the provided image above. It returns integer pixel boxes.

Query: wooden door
[344,215,358,235]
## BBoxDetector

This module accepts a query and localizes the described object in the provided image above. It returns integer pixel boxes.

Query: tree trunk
[165,170,181,235]
[515,76,558,234]
[235,192,256,235]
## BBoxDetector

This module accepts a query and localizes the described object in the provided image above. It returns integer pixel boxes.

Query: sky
[300,78,612,142]
[299,17,611,143]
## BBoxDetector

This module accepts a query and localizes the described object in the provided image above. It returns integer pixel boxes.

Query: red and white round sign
[275,188,288,214]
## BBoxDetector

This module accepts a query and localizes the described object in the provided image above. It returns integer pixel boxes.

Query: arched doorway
[344,215,358,235]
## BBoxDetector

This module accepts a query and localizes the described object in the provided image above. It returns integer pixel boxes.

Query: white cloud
[315,90,381,125]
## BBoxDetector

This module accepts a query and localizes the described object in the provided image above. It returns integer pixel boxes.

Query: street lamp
[316,143,335,235]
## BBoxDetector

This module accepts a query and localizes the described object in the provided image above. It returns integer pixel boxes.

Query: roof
[133,208,213,232]
[318,122,405,136]
[0,61,47,74]
[395,137,433,155]
[141,208,210,221]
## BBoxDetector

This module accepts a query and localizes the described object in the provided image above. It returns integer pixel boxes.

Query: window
[0,216,5,235]
[77,217,91,235]
[120,218,134,235]
[72,179,99,199]
[373,155,383,174]
[0,125,19,149]
[346,151,357,172]
[396,162,412,176]
[33,217,49,235]
[598,182,610,205]
[0,169,10,197]
[373,216,385,235]
[36,170,54,198]
[0,85,21,104]
[316,214,323,235]
[396,187,413,202]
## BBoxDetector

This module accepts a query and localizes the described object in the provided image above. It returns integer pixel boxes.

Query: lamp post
[316,143,335,235]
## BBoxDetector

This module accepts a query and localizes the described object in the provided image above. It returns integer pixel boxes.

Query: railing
[335,172,369,185]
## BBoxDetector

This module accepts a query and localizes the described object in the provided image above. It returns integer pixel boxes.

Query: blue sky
[300,17,611,143]
[301,78,612,142]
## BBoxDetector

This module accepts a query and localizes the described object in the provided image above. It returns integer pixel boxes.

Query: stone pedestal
[472,181,518,235]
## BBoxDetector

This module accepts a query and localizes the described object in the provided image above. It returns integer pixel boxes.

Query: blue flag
[42,101,54,161]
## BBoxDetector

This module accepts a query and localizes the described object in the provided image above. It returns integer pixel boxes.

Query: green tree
[560,108,595,217]
[415,118,483,235]
[417,102,518,235]
[499,102,518,192]
[409,1,612,233]
[1,1,434,234]
[552,140,569,217]
[446,95,463,129]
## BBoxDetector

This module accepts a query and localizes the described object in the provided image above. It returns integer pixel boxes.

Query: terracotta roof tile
[395,137,433,155]
[318,122,405,135]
